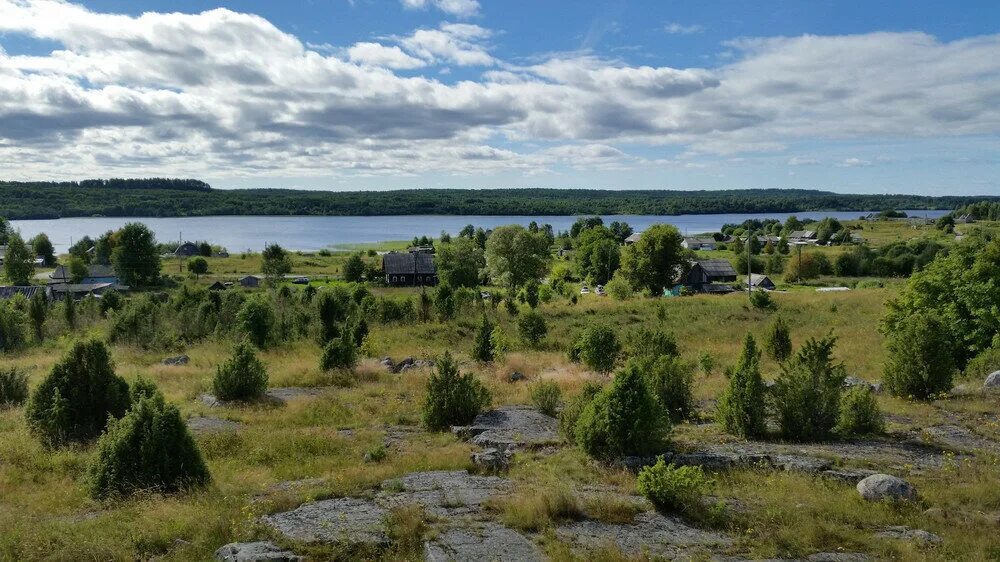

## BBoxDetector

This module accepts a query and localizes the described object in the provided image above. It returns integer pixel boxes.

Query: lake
[10,211,948,253]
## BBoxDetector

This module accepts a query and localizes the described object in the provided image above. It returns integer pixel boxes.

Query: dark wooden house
[175,242,201,257]
[683,259,738,292]
[383,252,437,286]
[239,275,261,288]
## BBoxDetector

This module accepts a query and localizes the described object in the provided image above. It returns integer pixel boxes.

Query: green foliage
[213,339,268,401]
[187,257,208,275]
[111,223,161,286]
[63,296,76,329]
[637,457,712,513]
[771,335,847,441]
[517,309,548,347]
[574,226,621,285]
[30,233,55,266]
[836,387,885,436]
[558,382,602,443]
[626,328,679,360]
[0,301,28,352]
[0,367,29,408]
[87,385,210,500]
[636,354,695,423]
[25,339,131,446]
[485,225,551,290]
[3,232,35,285]
[574,363,669,459]
[763,316,792,362]
[433,283,455,320]
[100,289,123,315]
[882,312,955,399]
[236,295,275,348]
[518,279,540,308]
[422,351,491,431]
[717,334,767,439]
[316,288,351,342]
[698,352,715,376]
[604,271,634,300]
[320,336,357,372]
[436,237,485,288]
[471,314,495,363]
[109,294,168,349]
[964,344,1000,381]
[530,380,561,417]
[618,224,685,294]
[749,289,776,311]
[342,253,365,282]
[261,243,292,281]
[571,324,621,373]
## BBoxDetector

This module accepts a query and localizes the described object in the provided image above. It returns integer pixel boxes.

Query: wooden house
[681,237,718,251]
[747,273,776,291]
[49,264,119,285]
[239,275,261,288]
[682,259,738,293]
[0,286,51,301]
[382,252,437,286]
[175,242,201,257]
[208,281,227,291]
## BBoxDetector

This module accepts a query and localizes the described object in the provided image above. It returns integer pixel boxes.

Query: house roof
[624,232,642,243]
[383,252,437,275]
[49,282,117,293]
[748,273,774,287]
[697,259,738,278]
[789,230,817,239]
[0,286,49,299]
[50,263,116,281]
[239,275,260,281]
[701,284,735,293]
[684,237,716,245]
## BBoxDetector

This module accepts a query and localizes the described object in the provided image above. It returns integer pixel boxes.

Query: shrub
[771,335,846,441]
[422,351,491,431]
[518,279,540,309]
[471,314,495,362]
[236,295,275,348]
[0,367,29,407]
[749,289,776,311]
[698,352,715,376]
[187,257,208,275]
[836,387,885,436]
[433,283,455,320]
[25,339,131,446]
[571,325,620,374]
[638,355,695,423]
[316,289,351,342]
[627,328,679,360]
[763,316,792,362]
[347,315,368,349]
[28,291,46,341]
[87,385,210,499]
[0,302,27,352]
[574,363,669,459]
[559,381,603,443]
[965,344,1000,381]
[109,294,167,349]
[637,457,712,513]
[605,272,634,300]
[517,309,548,347]
[882,313,955,399]
[213,339,268,401]
[716,334,767,439]
[530,380,561,416]
[320,336,357,371]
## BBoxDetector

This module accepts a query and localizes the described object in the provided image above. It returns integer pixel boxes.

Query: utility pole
[178,231,183,274]
[747,230,752,299]
[796,243,803,283]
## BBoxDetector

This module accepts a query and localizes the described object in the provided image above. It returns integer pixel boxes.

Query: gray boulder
[162,354,190,366]
[455,406,559,451]
[215,541,302,561]
[875,525,943,545]
[424,523,543,562]
[985,370,1000,390]
[856,474,917,502]
[261,497,388,547]
[471,447,513,472]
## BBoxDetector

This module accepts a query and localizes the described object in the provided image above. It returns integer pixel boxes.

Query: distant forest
[1,179,997,219]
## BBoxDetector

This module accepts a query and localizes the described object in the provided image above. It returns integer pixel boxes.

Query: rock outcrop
[856,474,917,502]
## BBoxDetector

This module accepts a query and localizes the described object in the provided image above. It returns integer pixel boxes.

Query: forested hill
[1,180,997,219]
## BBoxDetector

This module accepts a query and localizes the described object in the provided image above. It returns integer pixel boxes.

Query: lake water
[10,210,948,253]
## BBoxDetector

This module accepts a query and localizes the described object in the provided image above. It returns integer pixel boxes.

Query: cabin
[788,230,817,244]
[682,259,738,292]
[382,252,437,286]
[239,275,261,288]
[48,264,119,285]
[175,242,201,257]
[747,273,776,291]
[0,286,52,301]
[208,281,227,291]
[623,232,642,245]
[681,237,717,251]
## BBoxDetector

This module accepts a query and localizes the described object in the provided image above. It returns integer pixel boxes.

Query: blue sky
[0,0,998,194]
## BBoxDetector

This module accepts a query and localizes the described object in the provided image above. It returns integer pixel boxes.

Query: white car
[580,285,590,294]
[595,285,606,296]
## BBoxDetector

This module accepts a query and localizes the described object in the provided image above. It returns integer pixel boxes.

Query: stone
[162,354,190,366]
[843,376,879,393]
[556,511,731,559]
[507,371,526,382]
[985,370,1000,390]
[186,416,242,434]
[821,468,879,484]
[471,447,513,472]
[424,523,543,562]
[261,497,388,547]
[215,541,302,561]
[874,525,943,545]
[923,424,1000,454]
[456,406,559,451]
[856,474,917,502]
[377,470,512,517]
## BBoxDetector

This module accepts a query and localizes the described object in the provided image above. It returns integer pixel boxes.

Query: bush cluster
[530,380,561,417]
[422,351,491,431]
[836,386,885,436]
[574,363,669,459]
[771,335,846,441]
[716,334,767,439]
[882,312,955,399]
[320,335,357,372]
[637,457,712,513]
[0,367,29,408]
[213,339,268,401]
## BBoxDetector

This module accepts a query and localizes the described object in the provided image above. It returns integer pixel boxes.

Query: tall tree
[3,232,35,285]
[261,243,292,282]
[618,224,685,294]
[111,223,161,286]
[485,225,551,291]
[436,237,485,288]
[575,226,620,285]
[30,233,56,266]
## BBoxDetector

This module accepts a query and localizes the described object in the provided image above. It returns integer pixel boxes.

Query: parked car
[595,285,606,296]
[292,276,310,284]
[480,291,492,300]
[580,285,590,294]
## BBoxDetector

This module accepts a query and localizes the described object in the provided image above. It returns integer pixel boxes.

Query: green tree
[199,241,212,257]
[236,295,275,348]
[518,279,540,308]
[882,313,955,399]
[63,296,76,329]
[574,227,620,285]
[213,339,268,401]
[3,232,35,285]
[30,233,55,266]
[763,316,792,361]
[261,243,292,282]
[25,339,131,446]
[485,225,551,291]
[433,283,456,320]
[320,336,357,371]
[771,335,846,441]
[343,253,365,282]
[87,383,210,499]
[571,325,620,374]
[422,351,491,431]
[94,230,115,265]
[472,314,495,363]
[316,288,351,342]
[716,334,767,439]
[111,223,161,286]
[618,224,685,294]
[517,309,548,348]
[187,257,208,276]
[28,290,47,341]
[67,255,89,283]
[836,387,885,436]
[574,363,669,459]
[637,354,695,423]
[69,235,95,264]
[436,237,485,288]
[0,301,28,352]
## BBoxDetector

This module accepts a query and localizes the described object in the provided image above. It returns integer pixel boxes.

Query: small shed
[748,274,776,291]
[208,281,227,291]
[239,275,261,288]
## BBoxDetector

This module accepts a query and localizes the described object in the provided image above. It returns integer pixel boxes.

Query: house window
[393,276,398,282]
[417,276,422,282]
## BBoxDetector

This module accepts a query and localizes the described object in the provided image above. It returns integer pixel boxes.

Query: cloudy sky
[0,0,998,194]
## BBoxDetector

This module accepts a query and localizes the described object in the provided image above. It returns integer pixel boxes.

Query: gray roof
[50,263,116,282]
[684,237,716,245]
[701,284,735,293]
[697,259,738,278]
[748,274,775,287]
[789,230,816,239]
[383,252,436,275]
[0,286,49,300]
[624,232,643,243]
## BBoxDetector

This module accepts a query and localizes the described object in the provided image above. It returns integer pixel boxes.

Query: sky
[0,1,998,194]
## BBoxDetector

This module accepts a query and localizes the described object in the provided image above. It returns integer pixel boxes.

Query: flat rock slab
[187,416,242,434]
[378,470,512,517]
[424,523,543,562]
[923,425,1000,454]
[685,437,948,470]
[215,541,302,561]
[875,525,942,545]
[454,406,559,450]
[556,511,731,559]
[199,387,329,408]
[261,497,388,547]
